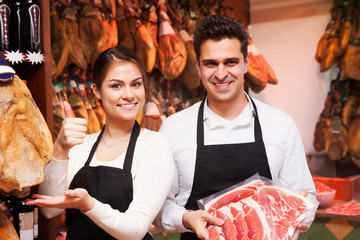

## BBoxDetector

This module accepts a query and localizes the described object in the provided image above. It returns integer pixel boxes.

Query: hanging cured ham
[179,30,201,89]
[143,4,159,49]
[77,78,101,134]
[50,1,71,79]
[245,39,278,93]
[59,6,88,70]
[334,1,353,57]
[314,86,334,151]
[86,82,106,128]
[78,2,107,65]
[116,1,135,51]
[52,86,65,140]
[320,7,341,72]
[341,22,360,81]
[348,107,360,167]
[0,58,53,194]
[157,3,187,80]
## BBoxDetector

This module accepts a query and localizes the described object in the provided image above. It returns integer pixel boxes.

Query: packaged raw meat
[198,174,318,240]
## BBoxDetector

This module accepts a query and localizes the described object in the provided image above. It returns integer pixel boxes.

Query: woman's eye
[132,82,142,87]
[112,84,121,88]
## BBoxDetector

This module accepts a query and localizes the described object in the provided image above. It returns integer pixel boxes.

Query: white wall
[249,2,338,153]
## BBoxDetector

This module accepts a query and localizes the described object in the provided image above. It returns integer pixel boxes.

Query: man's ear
[244,54,250,74]
[92,83,101,100]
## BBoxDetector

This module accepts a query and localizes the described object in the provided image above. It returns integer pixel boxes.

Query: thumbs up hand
[53,101,88,160]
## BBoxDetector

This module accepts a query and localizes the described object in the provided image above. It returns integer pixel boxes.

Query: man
[155,15,316,239]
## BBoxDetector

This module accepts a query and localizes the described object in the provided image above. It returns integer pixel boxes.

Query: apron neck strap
[85,126,105,166]
[84,121,141,171]
[123,121,140,171]
[197,97,263,147]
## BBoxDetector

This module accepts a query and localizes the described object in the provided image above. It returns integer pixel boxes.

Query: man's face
[196,38,249,107]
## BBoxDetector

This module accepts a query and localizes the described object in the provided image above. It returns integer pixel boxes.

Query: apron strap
[196,100,206,147]
[85,126,105,167]
[84,121,141,169]
[123,121,141,171]
[249,97,263,142]
[196,97,263,147]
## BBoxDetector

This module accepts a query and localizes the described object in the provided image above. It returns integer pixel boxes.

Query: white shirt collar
[203,92,256,130]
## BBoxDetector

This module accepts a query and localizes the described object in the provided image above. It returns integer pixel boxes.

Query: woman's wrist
[81,196,95,213]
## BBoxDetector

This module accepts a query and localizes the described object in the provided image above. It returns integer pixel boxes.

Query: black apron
[66,121,153,240]
[181,98,272,240]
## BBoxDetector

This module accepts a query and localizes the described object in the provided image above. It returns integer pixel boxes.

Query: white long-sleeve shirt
[39,129,175,240]
[155,94,317,233]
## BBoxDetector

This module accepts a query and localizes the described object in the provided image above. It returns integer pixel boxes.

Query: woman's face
[95,61,145,122]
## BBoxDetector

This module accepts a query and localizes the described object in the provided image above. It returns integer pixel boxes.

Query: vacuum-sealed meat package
[198,174,318,240]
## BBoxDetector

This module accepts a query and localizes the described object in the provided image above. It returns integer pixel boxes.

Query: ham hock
[0,56,53,195]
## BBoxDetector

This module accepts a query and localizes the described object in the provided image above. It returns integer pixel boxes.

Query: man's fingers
[297,223,309,232]
[63,101,73,118]
[203,213,224,226]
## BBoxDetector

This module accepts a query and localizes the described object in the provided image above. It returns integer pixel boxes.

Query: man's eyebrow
[202,57,240,63]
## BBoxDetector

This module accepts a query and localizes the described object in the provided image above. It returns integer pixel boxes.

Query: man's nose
[215,64,227,81]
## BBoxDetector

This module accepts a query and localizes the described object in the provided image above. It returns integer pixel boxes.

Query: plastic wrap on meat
[201,179,316,240]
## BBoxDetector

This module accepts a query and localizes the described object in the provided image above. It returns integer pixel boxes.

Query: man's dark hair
[193,15,249,61]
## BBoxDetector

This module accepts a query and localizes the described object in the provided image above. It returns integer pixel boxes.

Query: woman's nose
[122,86,134,99]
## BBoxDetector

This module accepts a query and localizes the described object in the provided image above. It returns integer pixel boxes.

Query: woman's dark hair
[92,45,147,88]
[193,15,249,61]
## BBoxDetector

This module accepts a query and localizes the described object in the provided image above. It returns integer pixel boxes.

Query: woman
[26,46,175,240]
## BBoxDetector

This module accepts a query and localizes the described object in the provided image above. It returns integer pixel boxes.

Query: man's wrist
[182,210,194,230]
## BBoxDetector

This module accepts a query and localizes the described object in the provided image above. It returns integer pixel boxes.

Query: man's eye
[204,62,217,67]
[225,60,239,66]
